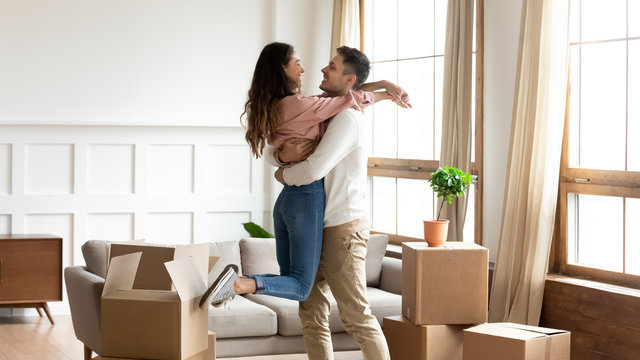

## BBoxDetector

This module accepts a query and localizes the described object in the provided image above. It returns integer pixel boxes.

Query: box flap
[208,256,220,274]
[494,322,569,336]
[174,243,210,284]
[465,323,547,340]
[110,243,177,290]
[102,252,142,297]
[106,239,145,269]
[103,289,179,301]
[165,257,208,301]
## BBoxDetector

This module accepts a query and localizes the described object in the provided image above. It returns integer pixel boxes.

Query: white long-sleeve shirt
[265,108,369,228]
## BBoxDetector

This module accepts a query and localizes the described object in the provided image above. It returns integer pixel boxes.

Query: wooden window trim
[371,230,422,246]
[364,0,484,246]
[553,46,640,289]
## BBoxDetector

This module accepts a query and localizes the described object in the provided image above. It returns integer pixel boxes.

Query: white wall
[0,0,333,317]
[483,0,524,262]
[0,125,264,316]
[0,0,524,315]
[0,0,274,127]
[273,0,333,96]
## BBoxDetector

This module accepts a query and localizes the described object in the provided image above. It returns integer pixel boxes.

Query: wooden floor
[0,314,363,360]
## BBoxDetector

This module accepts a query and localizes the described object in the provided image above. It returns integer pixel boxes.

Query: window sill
[546,273,640,297]
[385,244,402,259]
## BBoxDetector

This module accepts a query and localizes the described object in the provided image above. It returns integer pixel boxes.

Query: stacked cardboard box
[463,323,570,360]
[384,242,488,360]
[385,241,571,359]
[99,243,219,360]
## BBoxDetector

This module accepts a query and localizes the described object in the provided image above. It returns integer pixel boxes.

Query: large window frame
[362,0,484,245]
[552,0,640,289]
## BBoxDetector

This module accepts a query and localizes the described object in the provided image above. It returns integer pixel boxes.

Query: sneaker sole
[199,264,239,309]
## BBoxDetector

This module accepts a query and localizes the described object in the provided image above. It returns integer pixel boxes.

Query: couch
[65,235,402,359]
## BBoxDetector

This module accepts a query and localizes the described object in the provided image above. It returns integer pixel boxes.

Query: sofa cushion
[366,234,389,286]
[81,239,144,278]
[244,293,340,336]
[208,295,277,338]
[240,237,279,275]
[245,287,401,336]
[240,234,387,284]
[208,240,243,284]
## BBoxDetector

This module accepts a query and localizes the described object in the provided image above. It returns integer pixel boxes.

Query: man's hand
[274,167,287,185]
[277,138,316,164]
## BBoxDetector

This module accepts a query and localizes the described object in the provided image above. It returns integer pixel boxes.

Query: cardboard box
[402,242,488,325]
[93,331,216,360]
[100,243,218,360]
[463,323,571,360]
[383,316,467,360]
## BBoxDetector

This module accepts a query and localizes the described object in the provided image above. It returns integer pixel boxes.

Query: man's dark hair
[336,46,371,90]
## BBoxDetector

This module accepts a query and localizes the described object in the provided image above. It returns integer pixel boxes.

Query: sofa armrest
[64,266,105,354]
[378,257,401,295]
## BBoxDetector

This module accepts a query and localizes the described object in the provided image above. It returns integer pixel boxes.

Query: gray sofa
[65,235,402,359]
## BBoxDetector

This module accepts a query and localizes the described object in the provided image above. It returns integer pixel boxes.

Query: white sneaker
[199,264,239,309]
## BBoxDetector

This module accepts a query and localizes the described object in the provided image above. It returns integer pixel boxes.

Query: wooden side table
[0,234,63,324]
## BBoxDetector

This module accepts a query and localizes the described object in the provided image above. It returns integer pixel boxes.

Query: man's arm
[264,139,316,167]
[263,145,282,167]
[279,110,360,186]
[360,80,411,108]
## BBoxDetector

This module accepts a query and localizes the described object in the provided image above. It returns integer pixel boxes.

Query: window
[362,0,483,244]
[555,0,640,288]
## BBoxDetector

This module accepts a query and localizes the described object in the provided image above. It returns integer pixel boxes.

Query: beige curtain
[488,0,569,325]
[439,0,474,241]
[331,0,361,54]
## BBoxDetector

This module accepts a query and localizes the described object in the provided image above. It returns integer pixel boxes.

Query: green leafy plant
[242,222,275,238]
[429,166,473,221]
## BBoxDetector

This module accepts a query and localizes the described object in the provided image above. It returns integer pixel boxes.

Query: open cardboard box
[463,322,570,360]
[93,331,216,360]
[100,243,219,360]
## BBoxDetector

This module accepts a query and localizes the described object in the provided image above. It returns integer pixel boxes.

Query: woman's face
[283,50,304,90]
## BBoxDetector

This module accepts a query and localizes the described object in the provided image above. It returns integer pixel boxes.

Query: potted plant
[424,166,473,247]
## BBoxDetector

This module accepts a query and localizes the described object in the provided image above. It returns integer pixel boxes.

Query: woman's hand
[382,81,411,108]
[276,138,316,164]
[390,89,412,108]
[382,80,403,100]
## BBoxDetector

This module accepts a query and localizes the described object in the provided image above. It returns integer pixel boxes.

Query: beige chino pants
[298,229,390,360]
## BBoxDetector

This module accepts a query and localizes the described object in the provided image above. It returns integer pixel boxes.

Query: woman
[202,42,403,307]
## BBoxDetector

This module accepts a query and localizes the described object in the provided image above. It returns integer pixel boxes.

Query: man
[268,46,409,360]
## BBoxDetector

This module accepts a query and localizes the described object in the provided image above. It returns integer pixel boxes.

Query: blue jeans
[247,179,324,301]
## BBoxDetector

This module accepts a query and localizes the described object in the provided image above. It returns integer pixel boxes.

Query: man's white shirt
[265,108,369,228]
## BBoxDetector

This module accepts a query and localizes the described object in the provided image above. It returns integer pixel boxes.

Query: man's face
[319,54,355,95]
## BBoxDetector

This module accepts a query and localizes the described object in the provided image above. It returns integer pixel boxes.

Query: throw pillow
[240,237,279,275]
[366,234,389,287]
[208,240,243,285]
[81,238,144,278]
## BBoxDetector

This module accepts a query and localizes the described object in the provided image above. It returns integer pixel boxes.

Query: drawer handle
[0,258,3,284]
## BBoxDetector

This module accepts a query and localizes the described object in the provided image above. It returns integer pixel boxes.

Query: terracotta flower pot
[423,220,449,247]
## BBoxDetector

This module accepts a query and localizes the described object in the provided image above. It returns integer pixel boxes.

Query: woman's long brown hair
[241,42,297,158]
